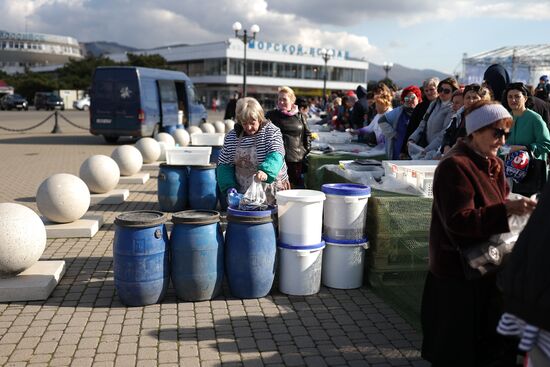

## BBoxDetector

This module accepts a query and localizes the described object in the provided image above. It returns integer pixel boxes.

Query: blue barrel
[210,146,222,164]
[163,125,177,135]
[170,210,224,301]
[158,164,188,212]
[225,208,276,298]
[113,211,169,306]
[217,185,228,212]
[188,164,218,210]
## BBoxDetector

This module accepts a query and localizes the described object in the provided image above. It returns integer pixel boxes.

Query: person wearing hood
[266,86,312,188]
[350,85,370,129]
[378,85,422,160]
[483,64,510,102]
[408,77,459,159]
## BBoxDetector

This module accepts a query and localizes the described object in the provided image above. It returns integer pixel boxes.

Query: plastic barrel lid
[171,210,220,224]
[323,236,369,246]
[189,163,217,169]
[160,163,189,168]
[321,183,371,196]
[275,189,326,202]
[115,210,167,228]
[277,241,325,250]
[227,207,273,218]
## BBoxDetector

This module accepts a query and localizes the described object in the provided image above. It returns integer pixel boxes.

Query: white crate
[382,160,437,196]
[165,146,212,165]
[191,133,225,146]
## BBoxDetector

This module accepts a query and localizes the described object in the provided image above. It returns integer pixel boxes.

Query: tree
[57,55,118,90]
[126,53,170,69]
[7,72,58,101]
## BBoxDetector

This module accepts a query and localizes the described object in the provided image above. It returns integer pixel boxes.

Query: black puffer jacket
[499,180,550,331]
[266,109,311,162]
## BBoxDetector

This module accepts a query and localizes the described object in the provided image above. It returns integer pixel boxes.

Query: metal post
[243,30,248,97]
[233,22,259,98]
[320,49,332,109]
[51,111,62,134]
[322,58,328,107]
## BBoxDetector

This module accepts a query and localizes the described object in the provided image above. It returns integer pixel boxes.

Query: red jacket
[429,140,510,278]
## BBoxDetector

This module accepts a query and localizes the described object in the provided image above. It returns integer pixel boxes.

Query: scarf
[278,105,299,116]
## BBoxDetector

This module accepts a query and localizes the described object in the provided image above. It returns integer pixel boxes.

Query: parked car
[73,95,90,111]
[34,92,64,110]
[0,94,29,111]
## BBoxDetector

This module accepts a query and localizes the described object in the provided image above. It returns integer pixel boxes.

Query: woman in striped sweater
[216,97,290,206]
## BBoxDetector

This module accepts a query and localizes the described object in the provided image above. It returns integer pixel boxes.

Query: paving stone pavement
[0,126,430,366]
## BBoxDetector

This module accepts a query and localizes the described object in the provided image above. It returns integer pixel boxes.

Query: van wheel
[103,135,119,143]
[151,124,160,138]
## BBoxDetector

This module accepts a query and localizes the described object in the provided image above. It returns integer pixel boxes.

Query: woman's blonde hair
[374,90,393,109]
[278,86,296,103]
[235,97,266,125]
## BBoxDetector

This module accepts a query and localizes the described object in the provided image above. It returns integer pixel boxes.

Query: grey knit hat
[465,103,512,135]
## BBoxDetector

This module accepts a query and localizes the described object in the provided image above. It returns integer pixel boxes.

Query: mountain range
[81,41,450,88]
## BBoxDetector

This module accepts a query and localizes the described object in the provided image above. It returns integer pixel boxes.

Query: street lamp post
[383,62,393,80]
[232,21,260,97]
[320,48,334,109]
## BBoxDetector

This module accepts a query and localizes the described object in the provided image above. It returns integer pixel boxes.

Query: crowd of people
[218,70,550,365]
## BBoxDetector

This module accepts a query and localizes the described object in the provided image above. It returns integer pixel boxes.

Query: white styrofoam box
[191,133,225,146]
[165,146,212,165]
[382,160,437,196]
[314,132,353,144]
[382,160,437,178]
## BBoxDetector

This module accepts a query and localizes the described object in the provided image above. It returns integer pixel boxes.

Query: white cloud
[1,0,548,71]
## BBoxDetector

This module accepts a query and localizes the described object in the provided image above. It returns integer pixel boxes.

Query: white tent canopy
[463,44,550,86]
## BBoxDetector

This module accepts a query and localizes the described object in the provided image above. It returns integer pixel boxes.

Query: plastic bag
[239,177,268,211]
[408,141,426,160]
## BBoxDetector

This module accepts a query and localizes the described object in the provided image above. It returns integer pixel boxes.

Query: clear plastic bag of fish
[239,177,268,211]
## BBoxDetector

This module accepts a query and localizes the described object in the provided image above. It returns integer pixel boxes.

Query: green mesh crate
[367,269,428,332]
[367,196,432,237]
[367,234,429,272]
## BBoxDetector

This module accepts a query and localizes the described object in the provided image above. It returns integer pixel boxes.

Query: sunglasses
[492,127,510,140]
[403,95,416,102]
[438,87,452,94]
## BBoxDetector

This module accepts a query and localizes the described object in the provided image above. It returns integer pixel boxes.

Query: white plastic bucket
[321,184,371,241]
[278,242,325,296]
[276,189,326,246]
[322,239,369,289]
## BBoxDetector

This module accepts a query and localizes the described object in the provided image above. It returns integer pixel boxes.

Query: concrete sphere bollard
[0,203,47,276]
[173,129,190,147]
[158,141,167,161]
[111,145,143,176]
[156,132,175,147]
[200,122,216,134]
[36,173,91,224]
[214,121,226,133]
[135,137,161,163]
[224,119,235,133]
[79,155,120,194]
[187,126,202,136]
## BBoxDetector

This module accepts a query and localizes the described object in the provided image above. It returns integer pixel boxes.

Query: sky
[1,0,550,74]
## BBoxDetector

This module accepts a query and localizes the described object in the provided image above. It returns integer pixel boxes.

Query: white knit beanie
[465,104,511,135]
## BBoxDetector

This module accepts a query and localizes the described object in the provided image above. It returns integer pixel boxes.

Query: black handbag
[459,241,512,280]
[512,150,547,197]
